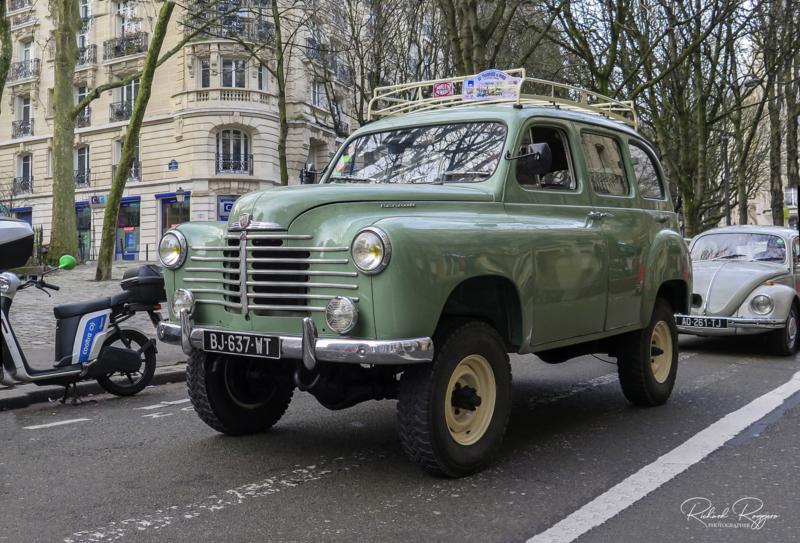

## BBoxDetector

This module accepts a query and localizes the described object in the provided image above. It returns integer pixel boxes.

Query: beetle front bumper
[675,314,785,336]
[157,317,434,366]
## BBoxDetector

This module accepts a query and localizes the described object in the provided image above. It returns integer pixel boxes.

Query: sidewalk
[1,261,187,409]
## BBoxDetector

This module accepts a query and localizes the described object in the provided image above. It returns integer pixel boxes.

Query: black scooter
[1,219,164,403]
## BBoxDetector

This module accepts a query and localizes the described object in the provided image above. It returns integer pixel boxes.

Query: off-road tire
[96,329,156,397]
[186,349,294,435]
[617,298,679,406]
[397,320,512,477]
[768,303,799,356]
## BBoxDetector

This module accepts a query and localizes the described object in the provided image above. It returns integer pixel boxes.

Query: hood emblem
[239,213,251,230]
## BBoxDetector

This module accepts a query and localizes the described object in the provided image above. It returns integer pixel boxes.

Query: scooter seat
[53,291,130,320]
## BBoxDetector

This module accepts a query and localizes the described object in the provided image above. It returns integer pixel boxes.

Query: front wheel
[617,299,679,406]
[96,329,156,396]
[767,304,799,356]
[186,349,294,435]
[397,321,512,477]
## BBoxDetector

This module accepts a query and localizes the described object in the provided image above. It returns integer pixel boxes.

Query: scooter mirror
[58,255,77,270]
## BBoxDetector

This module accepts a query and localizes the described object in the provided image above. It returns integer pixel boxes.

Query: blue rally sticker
[79,315,107,363]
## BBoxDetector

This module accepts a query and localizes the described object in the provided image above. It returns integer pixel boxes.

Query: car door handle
[588,211,612,220]
[655,215,670,223]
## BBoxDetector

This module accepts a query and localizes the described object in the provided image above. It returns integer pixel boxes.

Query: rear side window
[580,133,629,197]
[629,143,665,200]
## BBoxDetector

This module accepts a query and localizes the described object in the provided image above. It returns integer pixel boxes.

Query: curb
[0,363,187,411]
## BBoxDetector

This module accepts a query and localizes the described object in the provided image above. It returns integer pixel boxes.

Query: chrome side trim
[158,322,434,365]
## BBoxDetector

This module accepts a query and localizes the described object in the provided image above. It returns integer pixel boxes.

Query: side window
[580,133,629,197]
[516,126,576,190]
[629,142,665,199]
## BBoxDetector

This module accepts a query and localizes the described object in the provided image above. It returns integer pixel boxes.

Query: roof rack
[368,68,639,130]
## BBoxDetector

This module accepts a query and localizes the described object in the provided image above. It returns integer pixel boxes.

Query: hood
[692,260,788,315]
[229,183,495,229]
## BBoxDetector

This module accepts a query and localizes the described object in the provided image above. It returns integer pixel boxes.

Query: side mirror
[518,143,552,176]
[58,255,77,270]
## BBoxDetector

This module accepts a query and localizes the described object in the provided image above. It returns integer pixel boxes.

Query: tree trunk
[768,73,784,226]
[48,0,81,264]
[785,57,799,194]
[95,2,175,281]
[0,0,12,105]
[272,0,289,186]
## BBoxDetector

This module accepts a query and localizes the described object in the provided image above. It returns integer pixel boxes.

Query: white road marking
[142,412,174,419]
[24,418,91,430]
[527,369,800,543]
[134,404,166,411]
[134,398,190,410]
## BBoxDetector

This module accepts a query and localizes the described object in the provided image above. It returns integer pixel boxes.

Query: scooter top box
[121,264,166,304]
[0,218,34,271]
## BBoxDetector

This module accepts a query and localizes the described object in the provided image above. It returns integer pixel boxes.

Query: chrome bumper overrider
[156,319,434,366]
[675,314,785,332]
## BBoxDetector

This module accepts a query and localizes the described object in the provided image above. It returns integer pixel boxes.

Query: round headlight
[325,296,358,334]
[159,231,187,269]
[351,227,391,274]
[751,294,774,315]
[172,288,195,316]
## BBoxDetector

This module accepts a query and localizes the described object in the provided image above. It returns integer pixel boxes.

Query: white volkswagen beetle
[676,225,800,355]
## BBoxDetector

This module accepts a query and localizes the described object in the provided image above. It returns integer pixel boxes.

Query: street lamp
[175,187,186,204]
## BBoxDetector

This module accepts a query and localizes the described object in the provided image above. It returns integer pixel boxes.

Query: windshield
[691,233,788,264]
[326,122,507,185]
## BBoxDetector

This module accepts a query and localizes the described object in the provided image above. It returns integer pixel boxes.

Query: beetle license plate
[677,316,729,329]
[203,331,280,359]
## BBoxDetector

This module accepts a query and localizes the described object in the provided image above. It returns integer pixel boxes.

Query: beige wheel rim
[650,321,673,384]
[445,354,496,446]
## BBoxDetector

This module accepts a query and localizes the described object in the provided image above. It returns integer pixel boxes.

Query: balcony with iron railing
[112,161,141,182]
[12,176,33,195]
[185,14,274,42]
[8,0,33,11]
[77,45,97,67]
[8,59,40,82]
[103,32,149,60]
[75,169,91,188]
[216,153,253,175]
[75,107,91,128]
[12,119,33,138]
[10,12,36,28]
[109,101,133,122]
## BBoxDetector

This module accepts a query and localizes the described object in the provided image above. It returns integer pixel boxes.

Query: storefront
[12,207,32,225]
[157,191,191,236]
[217,195,238,221]
[75,202,92,262]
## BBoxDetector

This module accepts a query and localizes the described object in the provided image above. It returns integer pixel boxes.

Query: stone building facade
[0,0,348,261]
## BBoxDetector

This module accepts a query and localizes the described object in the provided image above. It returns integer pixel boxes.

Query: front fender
[641,228,692,321]
[735,283,797,321]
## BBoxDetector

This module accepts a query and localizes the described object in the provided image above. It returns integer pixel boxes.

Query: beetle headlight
[351,227,391,274]
[172,288,195,316]
[325,296,358,334]
[751,294,774,315]
[159,231,187,269]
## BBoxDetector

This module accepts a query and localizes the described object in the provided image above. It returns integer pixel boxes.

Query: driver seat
[53,291,130,320]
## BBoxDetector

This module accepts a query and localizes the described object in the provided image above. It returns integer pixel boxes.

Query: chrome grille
[185,231,357,315]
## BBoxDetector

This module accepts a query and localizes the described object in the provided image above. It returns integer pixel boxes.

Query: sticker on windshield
[433,81,454,98]
[462,69,521,101]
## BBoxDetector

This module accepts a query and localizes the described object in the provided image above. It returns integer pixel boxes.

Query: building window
[311,80,325,108]
[110,77,139,121]
[258,64,267,91]
[13,95,33,138]
[76,146,90,187]
[20,40,32,63]
[216,128,251,174]
[116,1,140,36]
[221,58,246,88]
[113,139,141,181]
[14,154,33,194]
[199,59,211,88]
[161,196,190,236]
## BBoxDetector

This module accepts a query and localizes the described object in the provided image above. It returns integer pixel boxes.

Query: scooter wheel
[96,329,157,396]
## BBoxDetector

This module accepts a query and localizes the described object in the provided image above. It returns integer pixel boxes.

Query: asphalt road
[2,335,799,543]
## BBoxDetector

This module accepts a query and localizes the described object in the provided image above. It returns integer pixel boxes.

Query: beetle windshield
[326,122,507,184]
[691,233,788,264]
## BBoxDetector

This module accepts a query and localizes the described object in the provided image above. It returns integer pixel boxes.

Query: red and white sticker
[432,81,454,98]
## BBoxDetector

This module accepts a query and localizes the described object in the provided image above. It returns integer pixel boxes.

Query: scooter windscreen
[0,218,34,271]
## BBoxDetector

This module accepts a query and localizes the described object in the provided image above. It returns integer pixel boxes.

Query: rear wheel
[768,304,799,356]
[397,321,512,477]
[186,349,294,435]
[617,299,679,406]
[96,329,156,397]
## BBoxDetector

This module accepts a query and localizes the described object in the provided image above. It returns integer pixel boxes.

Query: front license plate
[203,331,280,359]
[677,316,729,329]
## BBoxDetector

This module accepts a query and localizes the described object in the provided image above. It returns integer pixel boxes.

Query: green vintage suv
[157,70,692,477]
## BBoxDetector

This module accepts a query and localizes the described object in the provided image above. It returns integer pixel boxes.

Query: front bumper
[675,314,785,335]
[157,317,434,366]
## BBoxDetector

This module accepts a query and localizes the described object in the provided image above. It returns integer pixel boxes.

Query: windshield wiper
[711,254,746,260]
[752,256,785,262]
[329,175,376,184]
[443,171,491,180]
